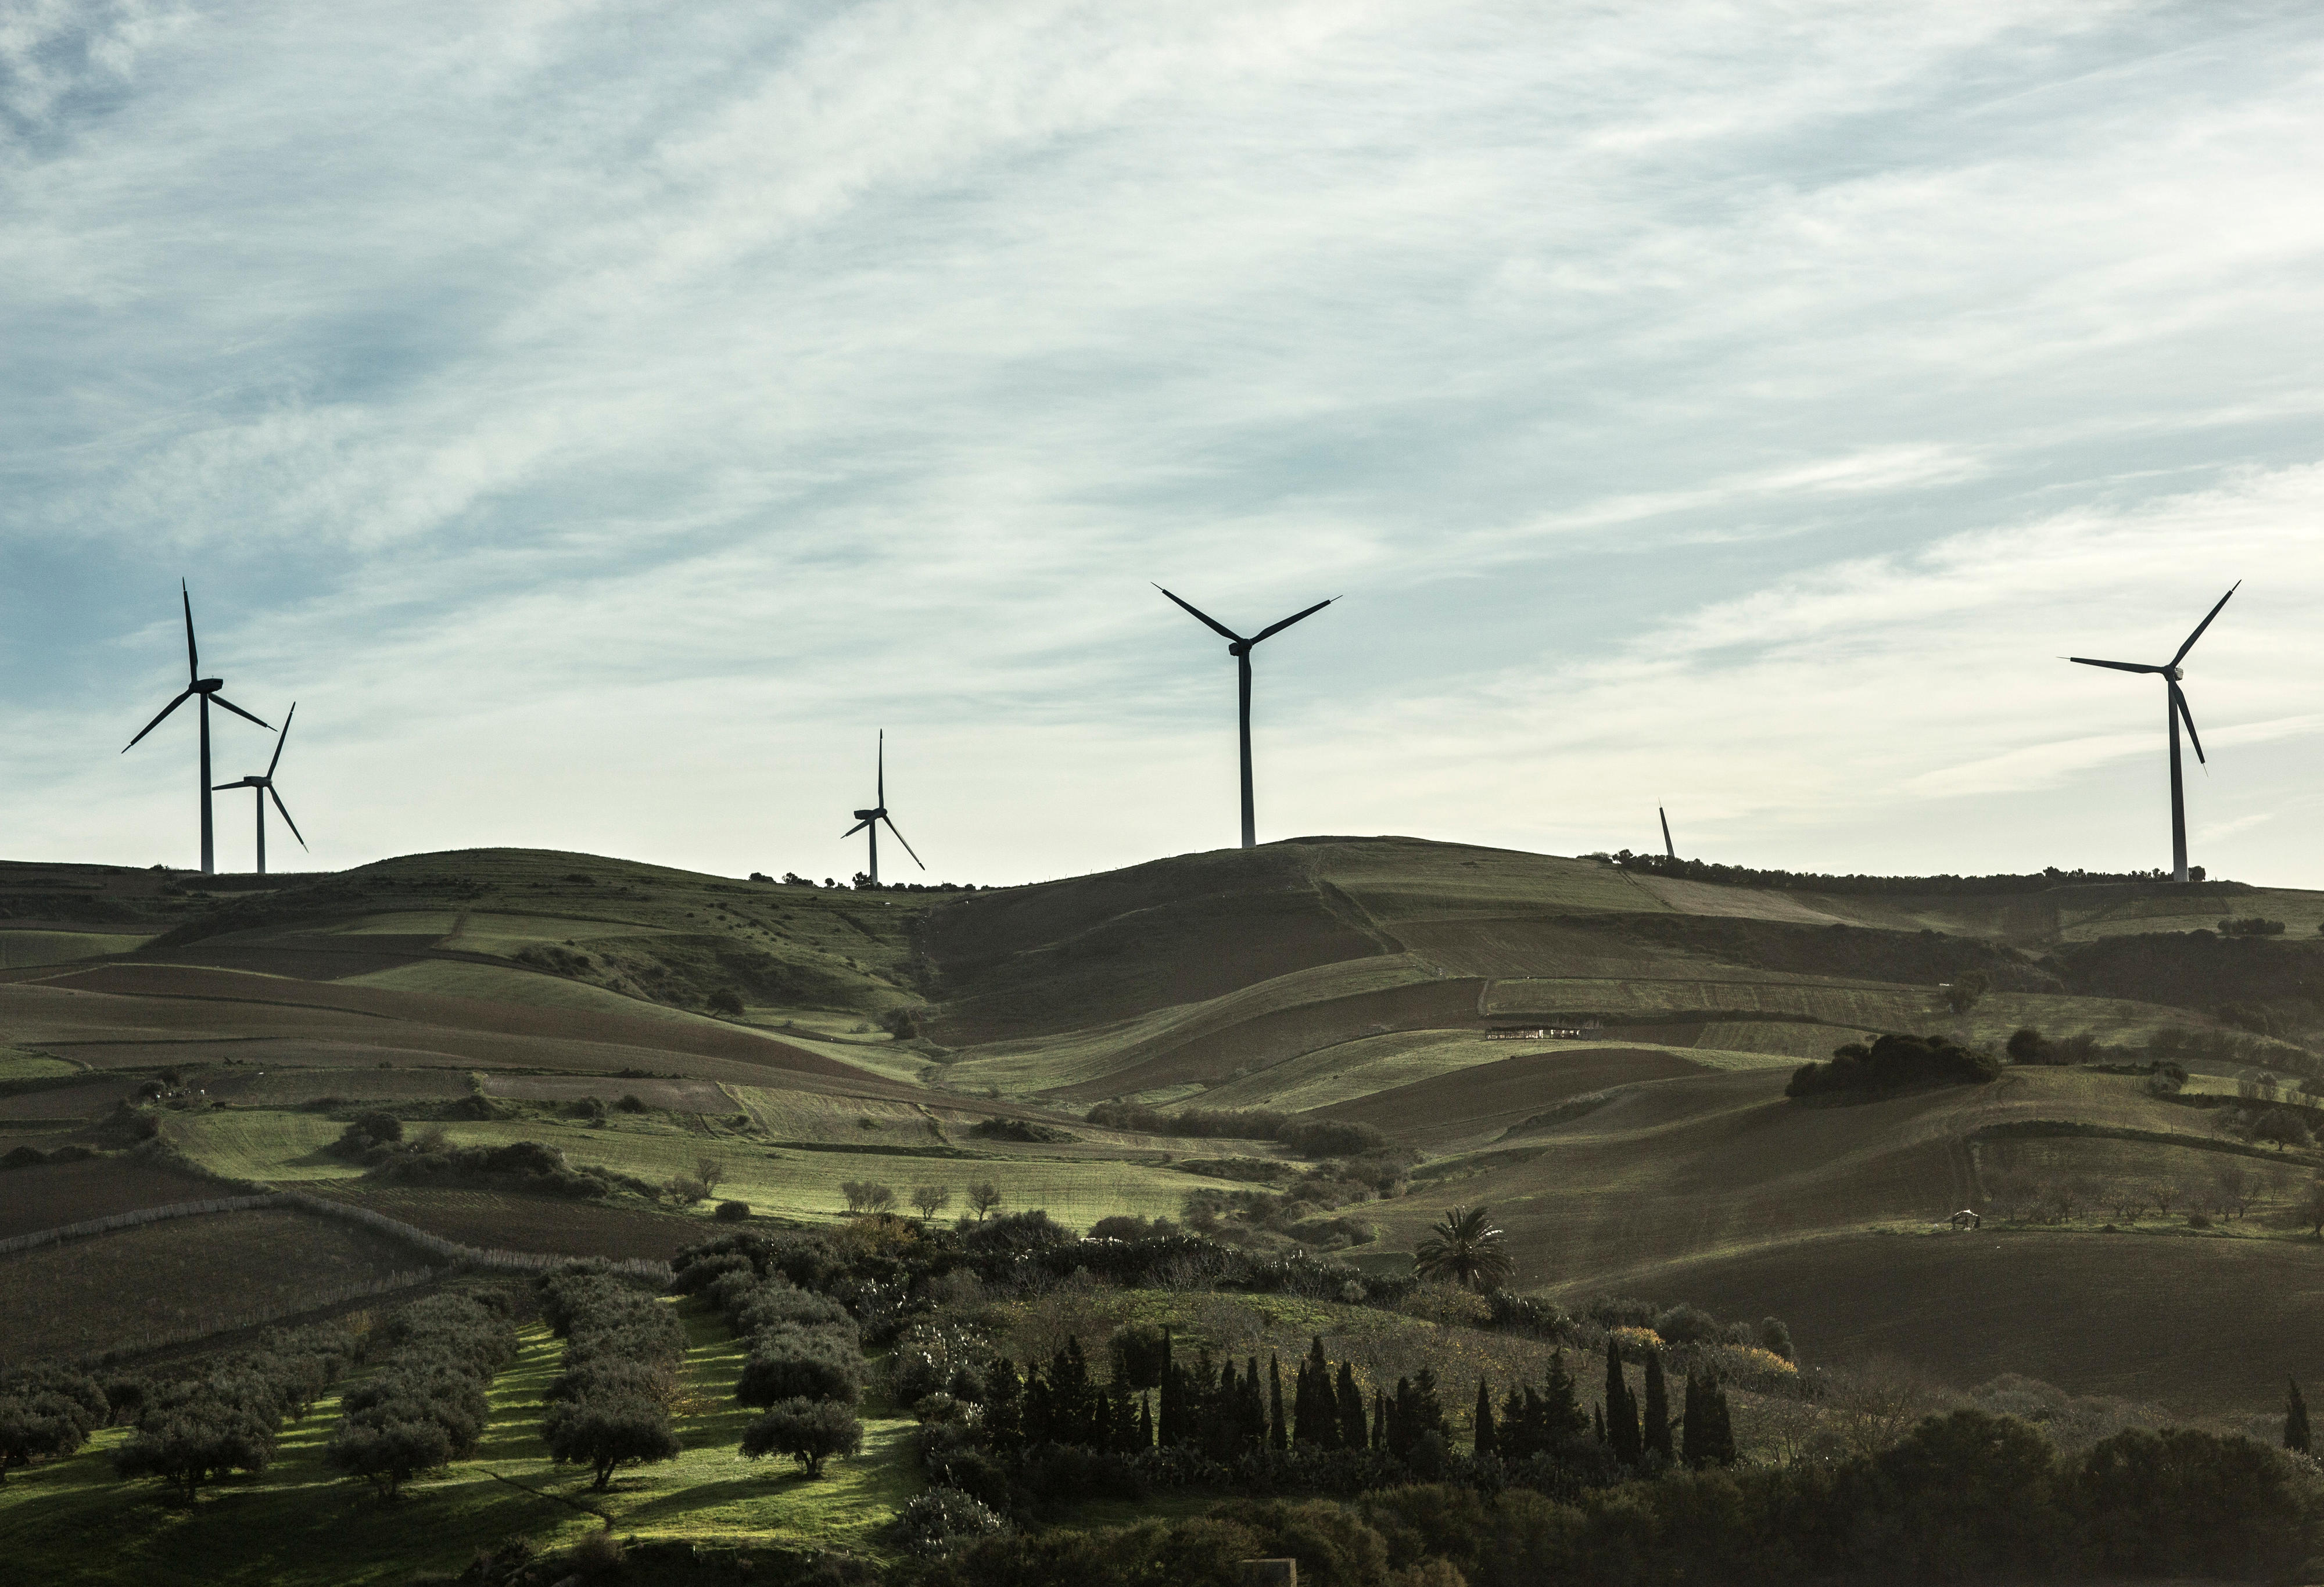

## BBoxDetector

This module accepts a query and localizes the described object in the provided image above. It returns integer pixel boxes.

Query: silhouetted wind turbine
[843,731,922,888]
[122,582,272,875]
[2067,582,2238,884]
[1156,586,1335,849]
[213,702,306,876]
[1659,807,1676,861]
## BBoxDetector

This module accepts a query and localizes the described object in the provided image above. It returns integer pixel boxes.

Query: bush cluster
[0,1363,110,1481]
[324,1292,515,1498]
[536,1263,685,1490]
[1786,1033,2001,1099]
[110,1326,356,1502]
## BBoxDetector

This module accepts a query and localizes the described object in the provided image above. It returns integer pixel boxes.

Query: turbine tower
[2068,582,2238,884]
[213,702,307,876]
[1156,586,1335,849]
[1659,807,1676,861]
[122,581,273,875]
[842,731,923,888]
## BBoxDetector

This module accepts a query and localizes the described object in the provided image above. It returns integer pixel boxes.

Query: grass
[0,1047,81,1079]
[0,930,156,969]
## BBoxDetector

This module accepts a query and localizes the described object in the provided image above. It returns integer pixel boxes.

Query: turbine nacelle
[193,677,225,693]
[853,807,881,820]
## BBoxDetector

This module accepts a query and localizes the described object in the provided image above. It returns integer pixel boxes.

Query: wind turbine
[1156,586,1335,849]
[2067,583,2237,884]
[122,581,273,875]
[842,731,922,887]
[1659,807,1676,861]
[213,702,307,876]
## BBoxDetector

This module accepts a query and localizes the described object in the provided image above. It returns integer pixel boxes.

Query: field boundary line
[0,1194,278,1255]
[278,1189,674,1281]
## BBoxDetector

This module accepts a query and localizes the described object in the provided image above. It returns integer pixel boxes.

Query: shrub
[715,1200,752,1221]
[664,1175,709,1205]
[709,989,745,1016]
[741,1398,862,1477]
[736,1326,865,1407]
[542,1396,679,1490]
[892,1486,1009,1557]
[1757,1316,1795,1360]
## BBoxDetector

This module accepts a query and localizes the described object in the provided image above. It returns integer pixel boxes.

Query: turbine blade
[1154,584,1244,643]
[1250,597,1336,644]
[210,781,241,791]
[267,701,296,777]
[2171,681,2207,764]
[877,728,884,807]
[210,694,273,731]
[842,818,872,838]
[2066,657,2161,674]
[123,688,195,751]
[883,814,926,869]
[269,785,308,849]
[181,579,199,682]
[2169,581,2240,667]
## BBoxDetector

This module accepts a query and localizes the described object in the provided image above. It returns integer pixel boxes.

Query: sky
[5,1,2323,888]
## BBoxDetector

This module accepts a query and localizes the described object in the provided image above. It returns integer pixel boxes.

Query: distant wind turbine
[1659,807,1676,861]
[122,581,273,875]
[2067,582,2238,884]
[213,702,307,876]
[843,731,923,888]
[1156,586,1335,849]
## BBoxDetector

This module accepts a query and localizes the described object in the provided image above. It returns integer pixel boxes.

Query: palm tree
[1411,1205,1512,1291]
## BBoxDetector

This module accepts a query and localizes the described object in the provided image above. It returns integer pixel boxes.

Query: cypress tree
[1642,1351,1672,1462]
[1157,1328,1175,1446]
[1680,1373,1703,1468]
[1268,1355,1288,1452]
[987,1359,1022,1450]
[1545,1350,1585,1442]
[1296,1337,1334,1448]
[1604,1342,1641,1466]
[1245,1358,1268,1450]
[1593,1402,1605,1445]
[1371,1389,1387,1452]
[1139,1393,1154,1450]
[1707,1378,1737,1466]
[2290,1378,2313,1455]
[1336,1363,1366,1450]
[1473,1377,1497,1458]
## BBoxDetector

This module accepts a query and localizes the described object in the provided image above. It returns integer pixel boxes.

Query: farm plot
[1318,1045,1710,1148]
[303,1183,703,1261]
[481,1073,735,1113]
[0,1048,80,1080]
[1600,1230,2324,1416]
[1483,976,1932,1029]
[167,1109,365,1182]
[0,1207,426,1362]
[0,1154,225,1239]
[0,930,153,969]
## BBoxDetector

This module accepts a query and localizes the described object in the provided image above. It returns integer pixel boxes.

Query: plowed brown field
[0,1207,424,1361]
[0,1155,223,1238]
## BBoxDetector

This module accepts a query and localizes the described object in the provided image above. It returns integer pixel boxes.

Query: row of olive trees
[1983,1161,2323,1230]
[840,1179,1004,1220]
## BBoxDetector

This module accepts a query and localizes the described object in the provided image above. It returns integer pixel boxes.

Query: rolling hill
[3,836,2319,1419]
